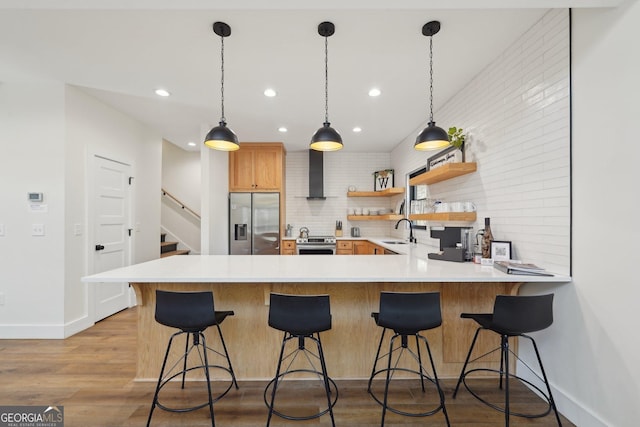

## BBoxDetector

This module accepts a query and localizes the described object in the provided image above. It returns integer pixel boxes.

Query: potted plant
[448,127,465,150]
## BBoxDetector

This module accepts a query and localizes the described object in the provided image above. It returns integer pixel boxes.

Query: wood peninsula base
[131,281,521,381]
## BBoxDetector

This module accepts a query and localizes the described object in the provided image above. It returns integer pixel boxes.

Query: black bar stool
[264,293,337,427]
[147,290,238,427]
[452,293,562,426]
[368,291,450,426]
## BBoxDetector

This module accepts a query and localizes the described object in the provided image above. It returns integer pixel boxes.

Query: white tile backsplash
[285,151,396,238]
[391,9,570,274]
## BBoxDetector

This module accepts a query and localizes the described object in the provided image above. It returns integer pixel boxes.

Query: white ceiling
[0,1,619,153]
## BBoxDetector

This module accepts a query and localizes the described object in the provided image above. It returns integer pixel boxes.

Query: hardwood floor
[0,307,574,426]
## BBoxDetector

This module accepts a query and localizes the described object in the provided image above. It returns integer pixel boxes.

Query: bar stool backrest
[155,290,216,332]
[378,291,442,334]
[268,293,331,335]
[492,294,554,335]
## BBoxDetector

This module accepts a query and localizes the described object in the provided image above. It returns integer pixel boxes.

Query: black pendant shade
[415,20,450,151]
[310,21,343,151]
[310,122,343,152]
[204,21,240,151]
[415,121,450,151]
[204,120,239,151]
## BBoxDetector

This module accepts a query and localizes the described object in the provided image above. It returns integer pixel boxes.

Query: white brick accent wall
[392,9,570,274]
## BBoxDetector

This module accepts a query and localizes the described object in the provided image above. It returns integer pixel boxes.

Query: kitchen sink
[382,240,407,245]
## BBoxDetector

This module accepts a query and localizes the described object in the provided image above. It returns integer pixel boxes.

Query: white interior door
[93,155,132,321]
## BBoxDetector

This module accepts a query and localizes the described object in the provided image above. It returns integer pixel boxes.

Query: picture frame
[374,169,394,191]
[491,240,512,261]
[426,145,465,171]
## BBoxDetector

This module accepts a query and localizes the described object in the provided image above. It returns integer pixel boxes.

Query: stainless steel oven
[296,236,336,255]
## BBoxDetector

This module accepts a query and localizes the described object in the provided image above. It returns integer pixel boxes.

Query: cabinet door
[253,147,282,191]
[372,244,385,255]
[229,149,256,191]
[281,240,296,255]
[353,241,374,255]
[336,240,353,255]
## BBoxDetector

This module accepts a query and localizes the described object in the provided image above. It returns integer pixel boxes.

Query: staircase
[161,233,190,258]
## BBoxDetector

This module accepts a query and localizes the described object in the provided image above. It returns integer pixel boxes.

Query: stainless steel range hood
[307,150,325,200]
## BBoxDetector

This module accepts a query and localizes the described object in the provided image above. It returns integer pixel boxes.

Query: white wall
[0,79,66,337]
[392,9,571,275]
[285,150,395,237]
[554,3,640,426]
[0,81,161,338]
[161,140,201,253]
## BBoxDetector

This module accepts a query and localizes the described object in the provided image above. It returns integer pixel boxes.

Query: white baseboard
[519,365,610,427]
[0,314,93,339]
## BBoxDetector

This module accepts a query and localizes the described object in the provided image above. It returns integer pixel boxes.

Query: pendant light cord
[220,33,226,123]
[429,35,434,123]
[324,35,329,124]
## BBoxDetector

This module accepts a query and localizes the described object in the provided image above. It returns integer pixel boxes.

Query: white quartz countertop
[82,240,571,284]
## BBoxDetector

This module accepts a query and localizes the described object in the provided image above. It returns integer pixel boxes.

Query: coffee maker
[427,226,474,262]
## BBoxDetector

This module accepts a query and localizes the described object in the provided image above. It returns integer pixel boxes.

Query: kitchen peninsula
[83,241,571,381]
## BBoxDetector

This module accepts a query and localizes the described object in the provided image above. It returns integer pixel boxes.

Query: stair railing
[161,189,201,220]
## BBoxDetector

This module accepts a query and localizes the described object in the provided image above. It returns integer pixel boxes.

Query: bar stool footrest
[155,364,235,413]
[369,367,446,418]
[263,368,338,421]
[461,368,554,419]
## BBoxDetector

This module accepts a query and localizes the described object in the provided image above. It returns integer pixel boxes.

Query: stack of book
[493,260,553,276]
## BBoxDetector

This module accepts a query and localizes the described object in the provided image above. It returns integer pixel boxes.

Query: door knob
[95,244,105,251]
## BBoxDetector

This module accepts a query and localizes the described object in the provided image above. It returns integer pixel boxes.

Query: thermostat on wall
[28,192,43,203]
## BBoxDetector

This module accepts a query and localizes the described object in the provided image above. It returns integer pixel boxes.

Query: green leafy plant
[448,127,465,149]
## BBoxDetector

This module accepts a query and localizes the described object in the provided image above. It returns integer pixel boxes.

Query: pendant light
[310,21,343,152]
[414,21,450,151]
[204,21,239,151]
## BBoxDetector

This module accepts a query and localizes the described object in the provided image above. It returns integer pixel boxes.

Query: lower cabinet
[336,240,353,255]
[281,240,296,255]
[354,241,385,255]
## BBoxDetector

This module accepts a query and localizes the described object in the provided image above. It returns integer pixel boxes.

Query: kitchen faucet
[395,218,416,244]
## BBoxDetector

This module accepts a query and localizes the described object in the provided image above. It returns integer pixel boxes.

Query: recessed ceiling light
[155,89,170,97]
[278,127,288,133]
[353,127,362,133]
[187,141,196,147]
[368,88,381,97]
[264,88,277,97]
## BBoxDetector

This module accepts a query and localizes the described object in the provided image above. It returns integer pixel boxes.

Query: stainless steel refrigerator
[229,192,280,255]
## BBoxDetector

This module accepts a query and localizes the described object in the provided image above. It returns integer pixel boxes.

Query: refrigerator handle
[235,224,248,241]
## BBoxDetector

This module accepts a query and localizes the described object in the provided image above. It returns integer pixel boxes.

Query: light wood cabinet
[281,240,296,255]
[336,240,353,255]
[229,143,284,192]
[371,243,386,255]
[353,241,374,255]
[338,240,388,255]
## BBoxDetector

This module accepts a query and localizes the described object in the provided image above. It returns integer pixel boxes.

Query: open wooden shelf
[348,214,404,221]
[347,187,405,197]
[409,163,477,186]
[409,212,477,222]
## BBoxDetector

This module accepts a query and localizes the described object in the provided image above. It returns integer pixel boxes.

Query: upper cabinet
[408,162,477,186]
[229,143,285,192]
